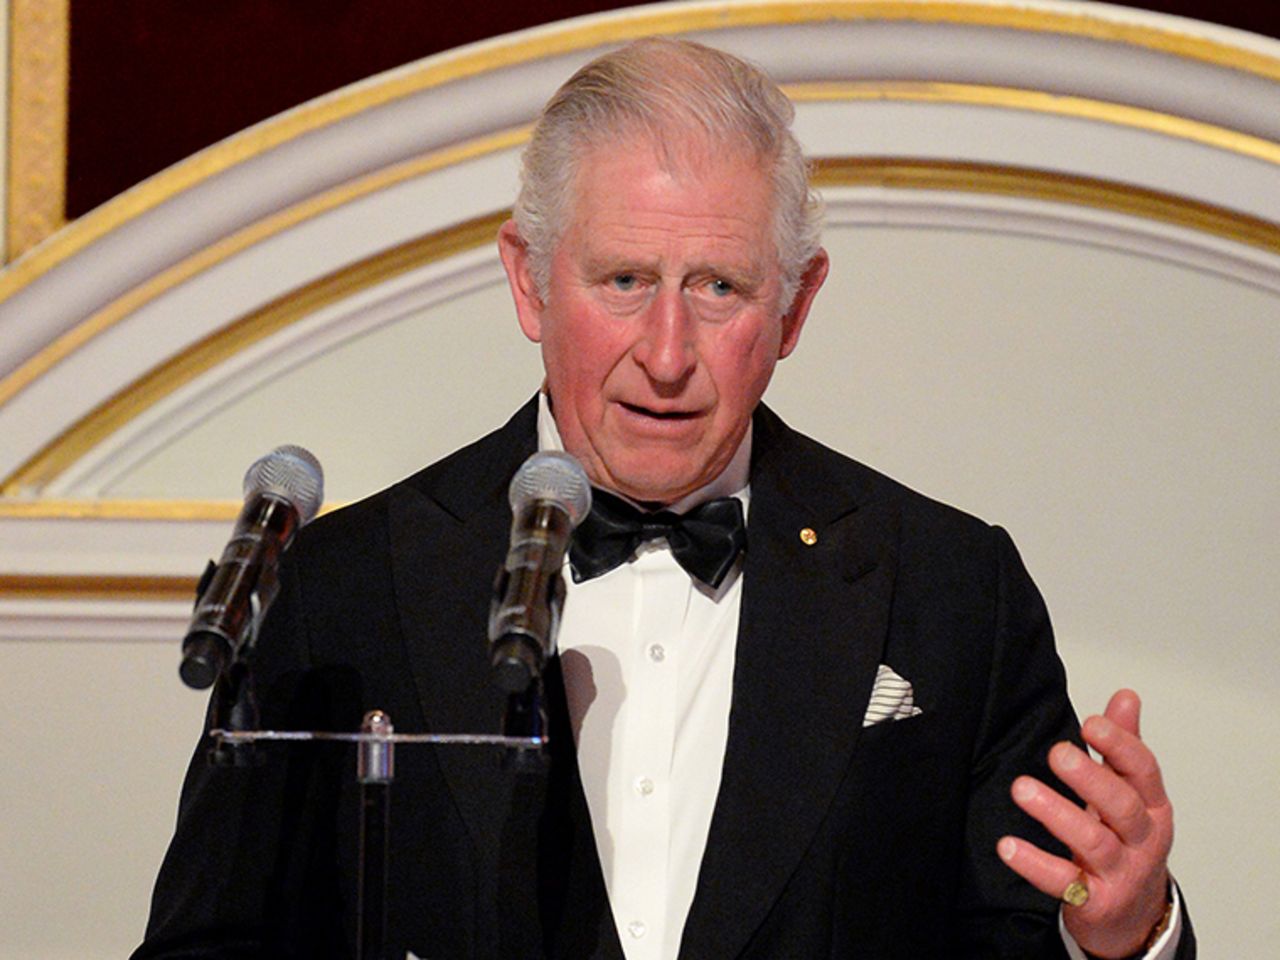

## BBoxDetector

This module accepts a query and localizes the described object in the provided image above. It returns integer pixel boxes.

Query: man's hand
[997,689,1174,958]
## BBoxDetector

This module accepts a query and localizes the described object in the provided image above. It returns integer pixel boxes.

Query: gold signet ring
[1062,876,1090,907]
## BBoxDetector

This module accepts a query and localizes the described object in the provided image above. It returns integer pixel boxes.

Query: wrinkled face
[500,138,827,504]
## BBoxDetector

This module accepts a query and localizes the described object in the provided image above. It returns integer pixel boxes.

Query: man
[135,39,1192,959]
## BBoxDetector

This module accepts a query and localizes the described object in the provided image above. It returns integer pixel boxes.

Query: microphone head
[508,451,591,526]
[242,445,325,524]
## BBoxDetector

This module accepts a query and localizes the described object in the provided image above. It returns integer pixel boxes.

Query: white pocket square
[863,664,923,727]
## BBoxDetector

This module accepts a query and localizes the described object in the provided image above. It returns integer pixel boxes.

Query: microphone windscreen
[508,451,591,526]
[242,445,325,524]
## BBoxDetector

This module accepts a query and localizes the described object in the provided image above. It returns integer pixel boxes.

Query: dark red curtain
[65,1,1278,219]
[66,0,635,217]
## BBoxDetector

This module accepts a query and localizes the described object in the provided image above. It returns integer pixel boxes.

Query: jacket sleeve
[948,526,1081,958]
[951,528,1196,959]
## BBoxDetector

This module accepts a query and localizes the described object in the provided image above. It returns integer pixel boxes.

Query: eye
[611,273,638,292]
[709,278,735,297]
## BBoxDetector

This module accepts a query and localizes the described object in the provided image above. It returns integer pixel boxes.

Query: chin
[609,464,705,505]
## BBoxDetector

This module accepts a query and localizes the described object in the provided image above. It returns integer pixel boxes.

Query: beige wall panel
[103,275,539,502]
[0,639,206,958]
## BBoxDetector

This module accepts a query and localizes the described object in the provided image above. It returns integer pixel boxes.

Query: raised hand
[997,689,1174,958]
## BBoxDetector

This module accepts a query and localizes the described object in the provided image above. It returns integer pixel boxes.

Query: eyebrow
[579,252,652,277]
[580,253,766,290]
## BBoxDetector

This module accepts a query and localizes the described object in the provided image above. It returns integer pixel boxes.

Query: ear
[498,219,546,343]
[777,248,829,359]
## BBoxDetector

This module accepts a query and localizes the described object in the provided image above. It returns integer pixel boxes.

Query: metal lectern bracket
[207,712,545,960]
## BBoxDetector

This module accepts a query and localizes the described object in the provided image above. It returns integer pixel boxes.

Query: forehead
[561,137,778,266]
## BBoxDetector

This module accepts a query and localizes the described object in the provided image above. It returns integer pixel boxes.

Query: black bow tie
[569,488,747,589]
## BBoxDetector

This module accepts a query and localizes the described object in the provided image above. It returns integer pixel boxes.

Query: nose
[633,287,696,385]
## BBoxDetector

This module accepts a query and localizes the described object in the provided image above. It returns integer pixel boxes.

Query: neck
[535,391,752,512]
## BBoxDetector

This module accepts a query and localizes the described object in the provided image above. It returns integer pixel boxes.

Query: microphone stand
[357,711,393,960]
[207,591,263,767]
[501,680,549,773]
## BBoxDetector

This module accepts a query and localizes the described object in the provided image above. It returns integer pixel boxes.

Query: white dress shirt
[539,395,749,960]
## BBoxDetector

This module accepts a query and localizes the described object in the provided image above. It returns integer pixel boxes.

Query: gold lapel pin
[799,527,818,546]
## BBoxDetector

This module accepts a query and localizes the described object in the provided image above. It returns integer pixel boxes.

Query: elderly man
[135,39,1191,960]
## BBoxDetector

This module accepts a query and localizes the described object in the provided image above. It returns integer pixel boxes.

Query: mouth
[619,402,700,421]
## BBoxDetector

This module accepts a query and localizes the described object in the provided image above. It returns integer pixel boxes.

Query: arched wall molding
[1,0,1278,598]
[3,92,1280,499]
[4,1,1280,365]
[16,160,1280,507]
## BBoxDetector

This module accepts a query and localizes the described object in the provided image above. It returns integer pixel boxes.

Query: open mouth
[620,402,698,420]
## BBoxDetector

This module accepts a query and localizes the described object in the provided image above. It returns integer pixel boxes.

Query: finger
[1103,688,1141,738]
[1081,715,1169,810]
[996,835,1083,905]
[1011,775,1123,875]
[1049,741,1153,847]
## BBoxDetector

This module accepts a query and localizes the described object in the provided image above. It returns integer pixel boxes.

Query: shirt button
[635,776,655,796]
[648,643,665,662]
[627,920,647,939]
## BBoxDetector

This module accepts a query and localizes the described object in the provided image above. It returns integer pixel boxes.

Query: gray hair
[512,37,823,307]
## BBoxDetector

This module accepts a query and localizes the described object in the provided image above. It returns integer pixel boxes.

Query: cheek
[543,320,620,401]
[717,329,780,399]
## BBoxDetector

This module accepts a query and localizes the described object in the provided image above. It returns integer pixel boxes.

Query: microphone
[488,451,591,694]
[180,445,324,690]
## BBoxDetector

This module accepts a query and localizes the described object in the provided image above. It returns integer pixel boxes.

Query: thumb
[1103,688,1142,738]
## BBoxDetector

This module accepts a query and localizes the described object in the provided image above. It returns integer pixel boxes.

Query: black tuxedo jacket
[135,399,1193,959]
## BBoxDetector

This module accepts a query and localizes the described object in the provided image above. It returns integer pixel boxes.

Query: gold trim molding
[788,81,1280,168]
[0,573,197,602]
[4,154,1279,501]
[1,209,511,496]
[810,158,1280,254]
[5,0,69,261]
[0,498,243,520]
[0,497,343,520]
[2,1,1278,296]
[0,126,529,411]
[3,80,1278,422]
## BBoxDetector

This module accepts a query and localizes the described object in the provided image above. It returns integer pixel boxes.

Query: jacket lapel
[680,406,902,959]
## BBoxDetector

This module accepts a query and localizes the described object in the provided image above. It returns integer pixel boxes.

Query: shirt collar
[536,391,751,514]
